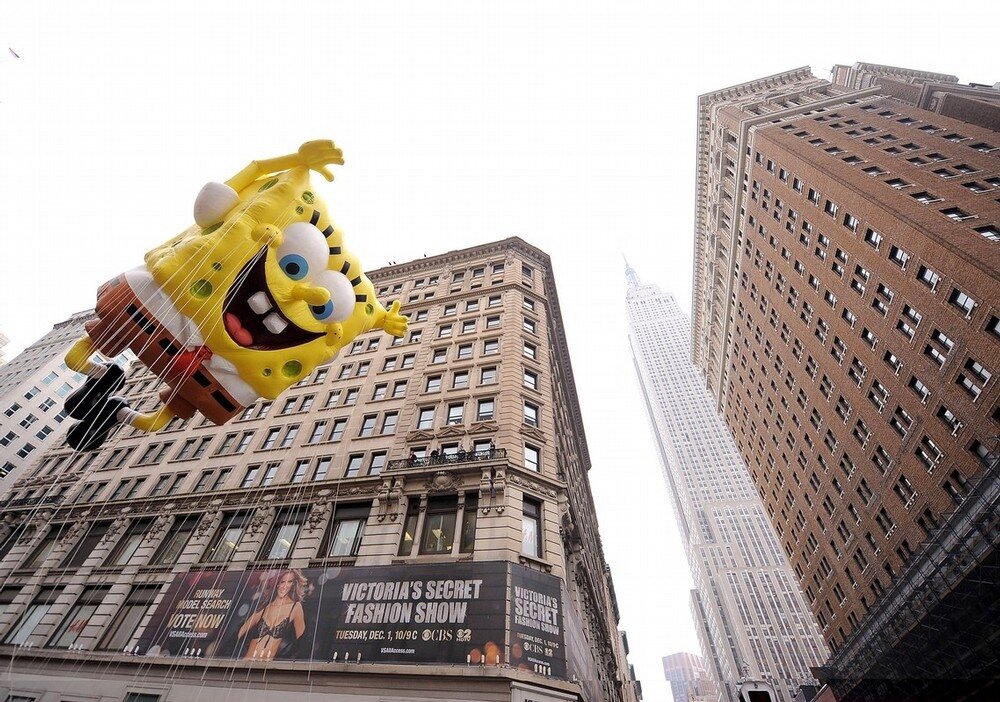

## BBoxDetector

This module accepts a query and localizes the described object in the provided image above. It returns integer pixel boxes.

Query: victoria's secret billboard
[137,562,565,676]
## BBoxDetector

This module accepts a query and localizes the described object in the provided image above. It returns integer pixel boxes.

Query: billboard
[138,562,566,674]
[509,565,566,677]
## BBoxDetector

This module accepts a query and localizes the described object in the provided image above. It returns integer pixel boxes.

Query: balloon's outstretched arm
[372,300,408,338]
[66,336,99,374]
[226,140,345,192]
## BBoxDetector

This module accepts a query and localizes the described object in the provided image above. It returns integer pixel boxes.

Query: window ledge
[518,554,552,573]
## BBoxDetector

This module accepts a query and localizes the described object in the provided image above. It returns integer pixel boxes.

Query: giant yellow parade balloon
[64,141,408,450]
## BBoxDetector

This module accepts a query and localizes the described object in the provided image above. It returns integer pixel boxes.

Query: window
[151,515,199,565]
[957,358,991,399]
[481,366,497,385]
[889,245,910,269]
[522,318,536,334]
[936,405,961,433]
[330,418,347,441]
[368,452,386,475]
[974,225,1000,242]
[525,444,540,472]
[98,585,160,652]
[863,228,883,249]
[908,376,930,403]
[843,213,859,232]
[345,454,364,477]
[447,403,464,425]
[393,380,408,397]
[941,206,974,222]
[357,414,377,437]
[61,521,111,568]
[456,344,473,360]
[488,294,502,308]
[325,504,369,558]
[523,369,539,390]
[523,402,539,427]
[461,320,476,334]
[261,427,280,450]
[105,519,153,567]
[383,357,397,372]
[307,420,328,444]
[443,303,457,316]
[420,496,458,554]
[381,412,398,435]
[425,375,442,393]
[485,315,501,329]
[522,498,543,558]
[476,398,495,421]
[417,407,435,430]
[260,509,303,561]
[4,586,63,645]
[47,586,110,649]
[948,288,976,316]
[460,495,479,553]
[484,339,499,355]
[523,342,537,360]
[260,463,278,486]
[438,324,453,338]
[452,370,469,389]
[204,512,249,563]
[241,465,260,488]
[314,457,332,480]
[279,425,299,448]
[291,459,310,483]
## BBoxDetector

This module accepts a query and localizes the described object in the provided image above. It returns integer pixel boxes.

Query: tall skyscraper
[627,267,828,702]
[0,238,639,702]
[662,651,718,702]
[692,65,999,700]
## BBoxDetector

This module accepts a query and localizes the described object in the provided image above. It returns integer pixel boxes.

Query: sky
[1,2,998,700]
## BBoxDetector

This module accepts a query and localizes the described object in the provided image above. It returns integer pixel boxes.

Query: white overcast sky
[1,2,997,700]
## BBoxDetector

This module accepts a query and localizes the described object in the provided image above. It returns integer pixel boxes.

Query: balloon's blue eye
[279,254,309,280]
[311,301,334,320]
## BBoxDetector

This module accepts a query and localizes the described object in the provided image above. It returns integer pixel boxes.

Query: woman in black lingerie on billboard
[237,569,308,660]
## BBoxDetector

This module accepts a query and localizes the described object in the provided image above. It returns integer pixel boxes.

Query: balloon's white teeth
[249,292,272,314]
[263,313,287,334]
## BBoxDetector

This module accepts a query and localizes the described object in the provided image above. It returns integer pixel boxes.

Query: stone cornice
[366,236,550,282]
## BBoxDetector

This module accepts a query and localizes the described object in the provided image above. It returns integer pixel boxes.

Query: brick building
[692,65,999,700]
[0,238,639,702]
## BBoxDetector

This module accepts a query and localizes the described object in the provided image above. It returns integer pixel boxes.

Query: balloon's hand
[297,140,345,181]
[381,301,408,337]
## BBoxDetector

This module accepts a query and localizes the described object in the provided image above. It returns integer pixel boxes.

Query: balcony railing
[387,448,506,471]
[0,494,64,509]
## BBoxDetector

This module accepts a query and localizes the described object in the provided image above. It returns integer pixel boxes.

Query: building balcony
[387,448,507,471]
[0,494,64,510]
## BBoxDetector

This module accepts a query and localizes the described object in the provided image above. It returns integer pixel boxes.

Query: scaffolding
[816,454,1000,701]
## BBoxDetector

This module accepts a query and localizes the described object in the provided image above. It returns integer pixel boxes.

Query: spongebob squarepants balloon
[63,141,407,450]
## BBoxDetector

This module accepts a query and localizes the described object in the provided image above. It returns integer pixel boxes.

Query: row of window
[377,261,536,298]
[777,113,999,243]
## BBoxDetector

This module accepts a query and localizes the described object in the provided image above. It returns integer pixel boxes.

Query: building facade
[627,271,828,702]
[0,311,104,485]
[692,65,1000,699]
[662,651,718,702]
[0,238,639,702]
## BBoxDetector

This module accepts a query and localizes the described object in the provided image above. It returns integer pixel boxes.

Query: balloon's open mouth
[222,248,324,350]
